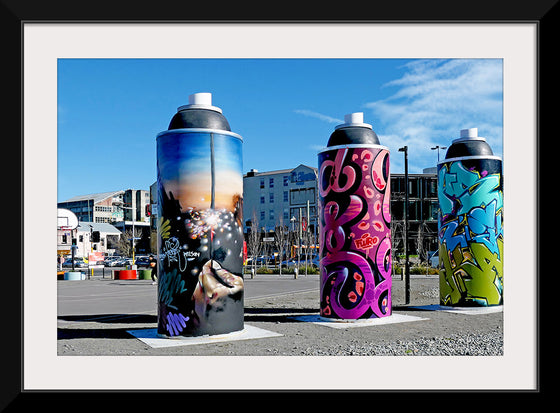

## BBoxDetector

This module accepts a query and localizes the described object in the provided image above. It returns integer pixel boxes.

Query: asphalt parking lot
[57,272,503,357]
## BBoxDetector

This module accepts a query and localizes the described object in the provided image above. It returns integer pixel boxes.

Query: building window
[426,178,437,198]
[290,187,316,205]
[283,176,289,186]
[269,178,274,188]
[260,211,265,221]
[260,196,265,204]
[283,191,289,202]
[260,178,264,189]
[392,202,403,221]
[269,193,274,203]
[269,210,274,220]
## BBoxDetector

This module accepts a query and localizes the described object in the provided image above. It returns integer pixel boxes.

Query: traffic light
[91,231,100,243]
[145,204,151,216]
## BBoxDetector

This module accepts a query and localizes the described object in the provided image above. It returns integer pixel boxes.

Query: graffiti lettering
[438,159,503,306]
[319,148,358,197]
[161,236,197,272]
[439,161,502,218]
[354,233,379,251]
[440,239,503,306]
[319,146,391,319]
[164,237,180,263]
[323,195,363,253]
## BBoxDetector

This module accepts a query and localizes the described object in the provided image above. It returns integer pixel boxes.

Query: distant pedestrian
[149,254,158,285]
[58,254,65,271]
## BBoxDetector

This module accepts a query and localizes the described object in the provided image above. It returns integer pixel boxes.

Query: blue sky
[57,58,503,202]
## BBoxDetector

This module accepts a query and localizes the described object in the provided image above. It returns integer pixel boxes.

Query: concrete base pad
[410,304,503,315]
[290,313,428,329]
[127,324,282,348]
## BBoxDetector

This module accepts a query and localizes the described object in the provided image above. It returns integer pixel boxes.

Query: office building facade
[243,165,319,235]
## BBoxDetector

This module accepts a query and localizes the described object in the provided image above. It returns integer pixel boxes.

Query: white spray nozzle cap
[178,92,223,113]
[345,112,364,124]
[453,127,486,144]
[460,128,478,138]
[189,92,213,106]
[335,112,372,130]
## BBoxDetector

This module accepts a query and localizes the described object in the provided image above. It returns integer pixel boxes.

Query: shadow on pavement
[58,314,157,324]
[243,307,319,323]
[58,327,143,340]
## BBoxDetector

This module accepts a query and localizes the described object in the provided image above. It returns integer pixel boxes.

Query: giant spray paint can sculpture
[318,113,391,319]
[156,93,244,336]
[437,128,503,307]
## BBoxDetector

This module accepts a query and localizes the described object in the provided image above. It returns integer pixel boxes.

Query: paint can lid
[444,128,494,159]
[168,93,231,131]
[327,112,380,146]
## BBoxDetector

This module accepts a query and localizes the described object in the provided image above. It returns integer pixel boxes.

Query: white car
[104,257,122,267]
[63,257,88,268]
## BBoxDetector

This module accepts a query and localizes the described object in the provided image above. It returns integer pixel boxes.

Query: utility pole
[399,145,410,304]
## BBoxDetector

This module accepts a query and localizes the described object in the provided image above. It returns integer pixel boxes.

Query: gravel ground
[57,275,503,357]
[240,277,503,357]
[299,332,503,356]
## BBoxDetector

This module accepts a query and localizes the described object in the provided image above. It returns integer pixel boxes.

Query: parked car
[103,256,121,267]
[106,257,132,267]
[310,255,320,269]
[118,258,134,267]
[134,256,151,267]
[247,256,274,266]
[281,255,320,269]
[104,257,122,267]
[280,258,297,268]
[62,257,88,268]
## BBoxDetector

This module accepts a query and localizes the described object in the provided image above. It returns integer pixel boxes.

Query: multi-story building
[111,189,152,254]
[58,190,125,223]
[57,208,122,258]
[60,222,122,259]
[390,170,439,260]
[242,164,319,235]
[58,189,151,226]
[58,188,153,255]
[241,165,439,261]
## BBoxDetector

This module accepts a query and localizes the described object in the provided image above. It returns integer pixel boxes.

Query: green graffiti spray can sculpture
[437,128,503,307]
[156,93,244,336]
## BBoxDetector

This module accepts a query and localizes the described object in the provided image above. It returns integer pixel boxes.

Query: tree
[302,229,315,275]
[247,211,261,275]
[416,221,435,264]
[274,216,289,275]
[116,227,143,257]
[391,220,404,276]
[150,228,158,254]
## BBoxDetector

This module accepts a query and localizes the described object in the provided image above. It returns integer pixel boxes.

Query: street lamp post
[88,224,94,279]
[431,145,447,163]
[398,145,410,304]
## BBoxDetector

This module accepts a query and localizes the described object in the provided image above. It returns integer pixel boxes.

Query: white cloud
[293,109,343,124]
[366,59,503,173]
